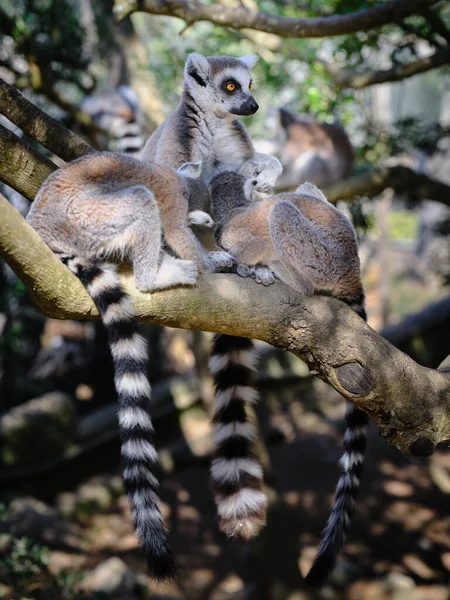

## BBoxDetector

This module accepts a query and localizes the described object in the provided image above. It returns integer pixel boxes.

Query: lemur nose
[249,99,259,114]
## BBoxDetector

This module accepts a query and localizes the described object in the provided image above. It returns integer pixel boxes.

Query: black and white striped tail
[209,334,267,539]
[305,293,368,586]
[59,254,176,581]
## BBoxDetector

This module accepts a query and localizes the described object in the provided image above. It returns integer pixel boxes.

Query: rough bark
[0,78,93,162]
[327,45,450,89]
[1,192,449,459]
[113,0,439,38]
[0,125,57,201]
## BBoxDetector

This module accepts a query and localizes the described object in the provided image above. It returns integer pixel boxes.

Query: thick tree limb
[0,78,93,162]
[327,45,450,89]
[113,0,439,39]
[0,125,56,201]
[322,165,450,205]
[1,192,449,459]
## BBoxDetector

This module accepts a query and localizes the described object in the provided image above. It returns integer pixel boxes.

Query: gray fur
[27,153,231,292]
[141,53,282,190]
[210,172,369,586]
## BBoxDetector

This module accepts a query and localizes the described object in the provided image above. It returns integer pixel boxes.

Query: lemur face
[184,53,259,116]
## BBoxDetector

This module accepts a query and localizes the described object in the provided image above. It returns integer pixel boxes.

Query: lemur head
[184,53,259,116]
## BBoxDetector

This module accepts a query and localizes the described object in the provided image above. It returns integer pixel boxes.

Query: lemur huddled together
[27,53,366,586]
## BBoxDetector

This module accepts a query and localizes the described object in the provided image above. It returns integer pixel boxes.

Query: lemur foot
[188,210,214,228]
[252,178,273,194]
[237,263,252,278]
[243,178,271,202]
[152,255,198,290]
[206,250,235,271]
[236,264,275,285]
[250,266,276,286]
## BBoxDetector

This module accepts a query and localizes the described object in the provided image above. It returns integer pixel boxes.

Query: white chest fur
[198,115,251,182]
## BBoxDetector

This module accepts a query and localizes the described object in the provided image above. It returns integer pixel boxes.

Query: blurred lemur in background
[210,171,368,586]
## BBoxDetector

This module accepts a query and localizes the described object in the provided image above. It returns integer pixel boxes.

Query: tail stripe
[61,256,176,581]
[305,292,369,586]
[209,334,268,540]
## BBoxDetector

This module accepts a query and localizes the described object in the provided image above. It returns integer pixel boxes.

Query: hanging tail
[209,334,267,539]
[59,254,176,581]
[305,295,368,586]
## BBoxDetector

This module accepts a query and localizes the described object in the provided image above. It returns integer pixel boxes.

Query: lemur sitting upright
[141,53,282,189]
[140,51,283,544]
[210,171,368,586]
[26,151,230,582]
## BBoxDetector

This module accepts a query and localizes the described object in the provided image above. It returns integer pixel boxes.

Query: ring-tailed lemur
[140,52,282,543]
[26,151,230,581]
[210,171,368,585]
[273,108,354,189]
[79,85,145,156]
[141,53,282,190]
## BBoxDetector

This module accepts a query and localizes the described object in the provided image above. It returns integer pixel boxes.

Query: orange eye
[249,82,252,90]
[226,82,236,92]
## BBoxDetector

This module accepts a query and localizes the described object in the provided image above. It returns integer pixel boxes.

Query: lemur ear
[185,53,210,87]
[239,55,259,70]
[177,161,203,179]
[296,181,327,202]
[279,108,297,130]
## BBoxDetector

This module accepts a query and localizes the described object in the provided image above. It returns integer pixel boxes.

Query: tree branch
[1,192,450,459]
[322,165,450,205]
[113,0,439,39]
[327,45,450,89]
[424,8,450,46]
[0,124,56,201]
[0,78,93,162]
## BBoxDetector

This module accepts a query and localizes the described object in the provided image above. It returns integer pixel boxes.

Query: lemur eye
[249,82,252,90]
[226,82,236,92]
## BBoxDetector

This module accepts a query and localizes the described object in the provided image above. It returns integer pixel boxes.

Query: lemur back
[26,152,231,581]
[210,171,368,585]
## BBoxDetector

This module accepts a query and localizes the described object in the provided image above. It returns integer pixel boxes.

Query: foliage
[0,533,83,599]
[0,0,91,95]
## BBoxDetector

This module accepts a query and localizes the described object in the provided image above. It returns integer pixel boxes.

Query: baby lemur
[210,171,368,586]
[27,151,230,581]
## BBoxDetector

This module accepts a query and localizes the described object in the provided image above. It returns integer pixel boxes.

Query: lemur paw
[236,263,252,278]
[188,210,214,228]
[153,257,198,289]
[250,266,276,286]
[206,250,235,270]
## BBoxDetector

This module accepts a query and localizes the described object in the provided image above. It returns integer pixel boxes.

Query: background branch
[0,125,57,201]
[327,45,450,89]
[1,192,449,458]
[322,165,450,205]
[113,0,439,39]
